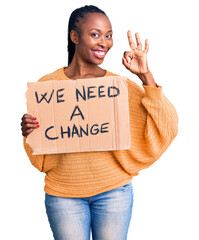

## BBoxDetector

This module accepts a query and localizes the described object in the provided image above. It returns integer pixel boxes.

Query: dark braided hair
[67,5,107,65]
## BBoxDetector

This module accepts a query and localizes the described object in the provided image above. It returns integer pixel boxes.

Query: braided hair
[67,5,107,65]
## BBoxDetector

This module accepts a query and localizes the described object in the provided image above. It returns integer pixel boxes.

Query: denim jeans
[45,180,134,240]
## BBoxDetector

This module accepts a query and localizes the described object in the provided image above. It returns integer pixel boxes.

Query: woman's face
[74,12,113,65]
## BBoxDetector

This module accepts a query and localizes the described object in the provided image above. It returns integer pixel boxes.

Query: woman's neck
[64,54,106,80]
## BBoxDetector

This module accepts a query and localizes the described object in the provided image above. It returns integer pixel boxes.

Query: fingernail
[35,121,39,124]
[126,58,128,63]
[37,125,40,127]
[33,117,37,120]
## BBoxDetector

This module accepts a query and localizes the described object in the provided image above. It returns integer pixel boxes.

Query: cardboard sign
[26,76,131,154]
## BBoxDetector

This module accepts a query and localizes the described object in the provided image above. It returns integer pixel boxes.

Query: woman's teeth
[93,51,105,56]
[92,50,106,59]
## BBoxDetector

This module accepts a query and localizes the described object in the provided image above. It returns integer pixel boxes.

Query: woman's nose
[98,36,106,48]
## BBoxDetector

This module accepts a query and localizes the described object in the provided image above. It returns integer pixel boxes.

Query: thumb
[122,57,130,70]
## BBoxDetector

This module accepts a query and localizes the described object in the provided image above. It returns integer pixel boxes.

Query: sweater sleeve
[22,73,53,172]
[118,79,178,170]
[141,83,178,161]
[23,136,44,172]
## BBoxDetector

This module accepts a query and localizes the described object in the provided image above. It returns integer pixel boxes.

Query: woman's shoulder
[37,67,65,82]
[105,70,120,77]
[106,70,144,95]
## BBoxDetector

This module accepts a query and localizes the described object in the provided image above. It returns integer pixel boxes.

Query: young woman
[21,5,178,240]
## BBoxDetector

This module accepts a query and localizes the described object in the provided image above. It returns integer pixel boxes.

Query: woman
[21,5,178,240]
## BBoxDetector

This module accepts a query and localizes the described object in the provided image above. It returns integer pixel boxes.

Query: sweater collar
[58,67,110,80]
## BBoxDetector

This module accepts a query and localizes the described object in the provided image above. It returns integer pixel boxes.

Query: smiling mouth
[91,50,106,59]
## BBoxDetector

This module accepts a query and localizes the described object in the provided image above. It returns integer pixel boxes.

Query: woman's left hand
[122,30,157,87]
[122,31,150,77]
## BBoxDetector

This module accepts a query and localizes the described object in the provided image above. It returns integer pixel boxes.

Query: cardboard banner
[26,76,131,154]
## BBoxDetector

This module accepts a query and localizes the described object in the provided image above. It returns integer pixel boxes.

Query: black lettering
[98,85,106,98]
[108,86,120,97]
[57,88,65,103]
[90,124,99,135]
[72,124,80,138]
[70,105,85,121]
[101,122,110,133]
[79,124,89,137]
[61,126,70,138]
[45,126,58,140]
[87,86,96,99]
[35,90,54,103]
[76,86,86,102]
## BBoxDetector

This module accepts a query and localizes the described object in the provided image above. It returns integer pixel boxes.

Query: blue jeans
[45,180,134,240]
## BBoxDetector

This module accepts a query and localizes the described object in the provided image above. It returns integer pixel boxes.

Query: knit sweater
[23,67,178,198]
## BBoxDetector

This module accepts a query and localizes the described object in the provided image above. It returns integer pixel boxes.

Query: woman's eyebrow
[89,28,113,33]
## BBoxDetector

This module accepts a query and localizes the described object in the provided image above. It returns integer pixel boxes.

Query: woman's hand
[21,114,39,137]
[122,31,157,87]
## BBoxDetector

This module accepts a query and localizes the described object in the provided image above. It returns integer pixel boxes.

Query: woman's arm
[23,136,45,172]
[21,114,44,172]
[127,79,178,165]
[117,30,178,170]
[111,78,178,177]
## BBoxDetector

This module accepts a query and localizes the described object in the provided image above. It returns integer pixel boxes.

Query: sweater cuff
[23,136,44,172]
[142,84,162,100]
[23,136,30,150]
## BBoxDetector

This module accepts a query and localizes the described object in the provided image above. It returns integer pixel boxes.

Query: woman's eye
[92,33,99,37]
[91,33,112,39]
[106,34,112,39]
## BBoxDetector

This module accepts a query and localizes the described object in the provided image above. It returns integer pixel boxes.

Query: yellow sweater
[23,67,178,198]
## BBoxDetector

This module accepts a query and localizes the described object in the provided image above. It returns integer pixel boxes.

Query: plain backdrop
[1,0,198,239]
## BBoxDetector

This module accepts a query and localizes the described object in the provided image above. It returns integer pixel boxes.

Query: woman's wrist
[137,71,157,87]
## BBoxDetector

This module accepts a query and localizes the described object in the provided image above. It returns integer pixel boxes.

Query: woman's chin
[92,57,105,65]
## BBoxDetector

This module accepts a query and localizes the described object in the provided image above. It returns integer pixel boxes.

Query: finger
[21,123,39,131]
[21,124,39,137]
[123,51,133,63]
[21,114,37,121]
[127,30,136,51]
[135,32,142,50]
[144,39,149,53]
[122,57,131,70]
[21,119,38,127]
[22,128,34,137]
[21,116,38,127]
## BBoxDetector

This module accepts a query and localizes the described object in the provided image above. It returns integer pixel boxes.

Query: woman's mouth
[91,50,106,59]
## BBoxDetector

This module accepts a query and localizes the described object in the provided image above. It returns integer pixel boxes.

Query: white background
[1,0,198,239]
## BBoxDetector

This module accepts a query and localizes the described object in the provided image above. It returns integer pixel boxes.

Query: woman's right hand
[21,114,39,137]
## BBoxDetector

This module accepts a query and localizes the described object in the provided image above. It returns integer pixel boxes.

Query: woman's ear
[70,30,79,45]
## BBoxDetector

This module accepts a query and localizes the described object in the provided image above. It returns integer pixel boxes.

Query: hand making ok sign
[122,30,157,87]
[122,31,150,77]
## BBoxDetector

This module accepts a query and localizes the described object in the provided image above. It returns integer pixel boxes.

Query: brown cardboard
[26,76,131,154]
